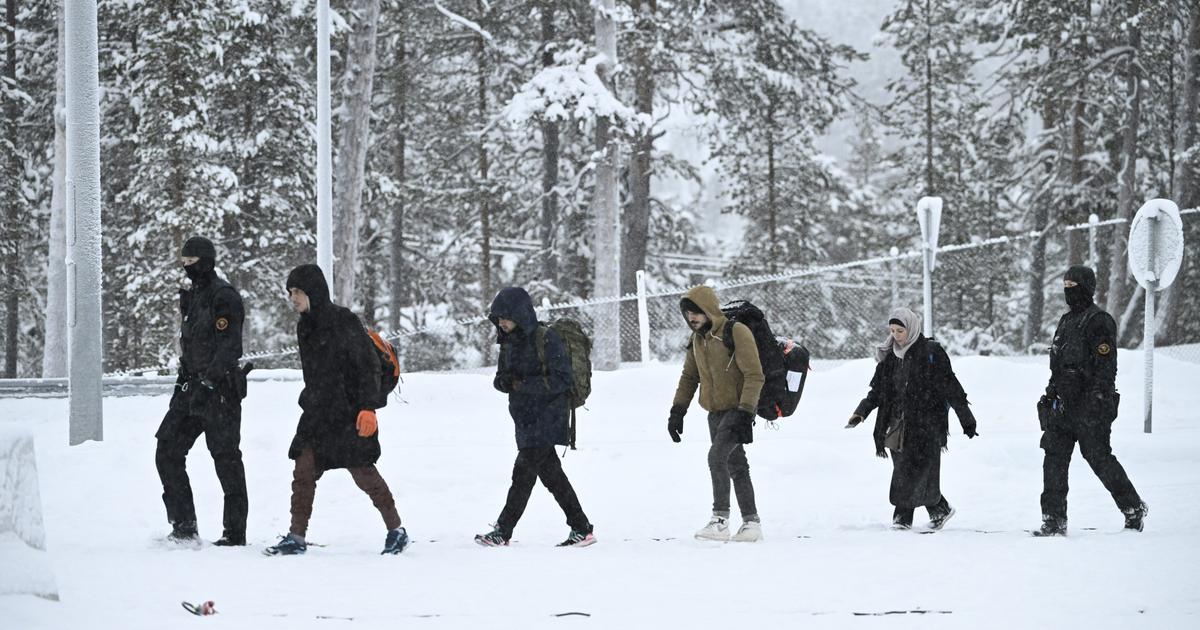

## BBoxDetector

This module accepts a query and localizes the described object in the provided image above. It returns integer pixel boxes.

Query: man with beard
[1034,265,1147,536]
[155,236,249,546]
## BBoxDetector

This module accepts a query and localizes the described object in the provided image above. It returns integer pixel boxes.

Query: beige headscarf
[875,307,922,363]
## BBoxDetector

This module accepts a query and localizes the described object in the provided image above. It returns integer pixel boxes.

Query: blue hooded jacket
[489,287,573,449]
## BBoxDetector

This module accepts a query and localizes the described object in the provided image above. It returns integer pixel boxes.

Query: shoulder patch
[1097,342,1112,356]
[215,317,230,332]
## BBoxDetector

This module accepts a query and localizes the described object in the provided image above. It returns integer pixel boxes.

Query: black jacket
[168,269,245,421]
[489,287,572,449]
[287,265,383,470]
[854,335,976,453]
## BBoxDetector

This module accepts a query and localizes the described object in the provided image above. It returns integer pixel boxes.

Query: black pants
[707,411,757,519]
[1040,413,1141,519]
[155,404,248,537]
[496,446,589,538]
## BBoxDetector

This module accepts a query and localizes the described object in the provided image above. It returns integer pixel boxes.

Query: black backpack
[533,319,593,449]
[367,329,401,407]
[721,300,811,421]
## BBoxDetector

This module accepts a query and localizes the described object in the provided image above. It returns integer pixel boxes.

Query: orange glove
[356,410,378,437]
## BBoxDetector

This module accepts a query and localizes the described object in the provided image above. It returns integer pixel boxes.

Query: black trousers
[707,411,757,519]
[496,446,589,538]
[155,402,248,536]
[1040,413,1141,519]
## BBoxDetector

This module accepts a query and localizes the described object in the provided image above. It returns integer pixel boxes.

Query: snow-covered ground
[2,353,1199,629]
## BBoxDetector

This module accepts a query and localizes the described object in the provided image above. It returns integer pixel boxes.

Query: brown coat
[671,286,765,414]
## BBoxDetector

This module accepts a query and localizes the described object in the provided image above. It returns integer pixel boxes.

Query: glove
[356,410,378,437]
[964,424,978,439]
[730,408,755,444]
[845,414,864,428]
[493,371,513,393]
[178,288,192,316]
[876,449,888,459]
[668,404,686,443]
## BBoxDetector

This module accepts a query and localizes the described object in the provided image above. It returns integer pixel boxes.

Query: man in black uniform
[155,236,249,546]
[1034,265,1146,536]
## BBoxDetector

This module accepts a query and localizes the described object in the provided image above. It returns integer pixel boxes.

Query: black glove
[493,371,514,394]
[729,408,755,444]
[963,422,978,439]
[875,449,888,459]
[668,404,686,443]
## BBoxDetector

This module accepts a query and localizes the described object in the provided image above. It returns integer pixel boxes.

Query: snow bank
[0,428,58,601]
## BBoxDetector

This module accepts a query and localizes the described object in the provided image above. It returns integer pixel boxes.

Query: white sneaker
[694,516,730,541]
[730,520,762,542]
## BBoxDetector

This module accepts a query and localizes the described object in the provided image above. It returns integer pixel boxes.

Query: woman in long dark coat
[846,307,978,530]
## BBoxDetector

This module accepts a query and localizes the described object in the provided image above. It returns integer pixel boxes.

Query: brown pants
[290,448,401,537]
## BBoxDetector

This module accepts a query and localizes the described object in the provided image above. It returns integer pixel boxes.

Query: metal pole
[316,0,333,287]
[889,246,900,307]
[1087,213,1099,269]
[636,269,650,364]
[921,207,934,335]
[65,0,103,445]
[1144,213,1158,434]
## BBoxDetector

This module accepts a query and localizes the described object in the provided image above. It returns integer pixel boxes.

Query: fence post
[888,247,900,307]
[1087,213,1099,268]
[636,269,651,364]
[1143,213,1158,434]
[916,197,943,335]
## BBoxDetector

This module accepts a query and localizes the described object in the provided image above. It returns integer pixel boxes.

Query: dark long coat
[489,287,573,449]
[286,265,383,470]
[854,335,976,507]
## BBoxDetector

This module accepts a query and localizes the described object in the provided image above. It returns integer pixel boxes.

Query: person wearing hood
[847,307,977,531]
[263,264,409,556]
[155,236,249,546]
[670,285,766,542]
[1033,265,1146,536]
[474,287,595,548]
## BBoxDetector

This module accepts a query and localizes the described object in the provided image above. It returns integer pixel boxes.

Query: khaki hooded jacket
[671,286,764,414]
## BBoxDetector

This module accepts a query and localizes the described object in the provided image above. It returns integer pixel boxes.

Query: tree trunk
[1158,0,1200,342]
[332,0,381,307]
[1106,0,1143,331]
[476,2,491,310]
[3,0,19,378]
[766,103,778,274]
[540,0,559,287]
[591,0,620,371]
[1066,5,1090,265]
[620,0,655,361]
[43,1,68,377]
[388,21,408,332]
[1025,99,1060,351]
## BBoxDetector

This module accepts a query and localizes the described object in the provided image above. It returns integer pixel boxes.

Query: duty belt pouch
[1037,397,1051,431]
[1095,390,1120,422]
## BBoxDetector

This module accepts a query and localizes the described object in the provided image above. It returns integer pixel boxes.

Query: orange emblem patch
[1097,343,1111,356]
[215,317,229,332]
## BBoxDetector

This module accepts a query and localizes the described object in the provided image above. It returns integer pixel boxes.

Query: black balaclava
[1064,265,1097,313]
[181,236,217,283]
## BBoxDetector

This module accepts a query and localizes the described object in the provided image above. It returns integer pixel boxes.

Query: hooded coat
[671,286,765,415]
[489,287,573,449]
[286,264,383,470]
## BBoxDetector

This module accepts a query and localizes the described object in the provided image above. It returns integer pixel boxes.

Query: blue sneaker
[263,533,307,556]
[382,527,409,555]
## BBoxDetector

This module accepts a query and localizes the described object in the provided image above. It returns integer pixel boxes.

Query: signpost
[1127,199,1185,434]
[916,197,943,335]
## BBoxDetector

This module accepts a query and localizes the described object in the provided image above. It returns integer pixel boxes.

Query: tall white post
[1087,213,1100,269]
[1143,213,1158,434]
[316,0,334,287]
[916,197,942,336]
[888,246,900,307]
[636,269,650,364]
[65,0,103,445]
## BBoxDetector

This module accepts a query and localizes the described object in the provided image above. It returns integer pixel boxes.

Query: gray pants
[707,410,758,520]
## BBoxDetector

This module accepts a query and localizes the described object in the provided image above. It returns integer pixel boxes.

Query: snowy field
[2,353,1199,629]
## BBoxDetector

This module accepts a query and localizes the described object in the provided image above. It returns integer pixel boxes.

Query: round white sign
[1128,199,1185,290]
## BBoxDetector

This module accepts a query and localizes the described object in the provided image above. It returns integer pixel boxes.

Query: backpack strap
[534,324,549,376]
[568,408,577,450]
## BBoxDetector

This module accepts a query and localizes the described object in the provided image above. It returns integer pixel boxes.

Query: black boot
[213,531,246,546]
[1122,502,1148,532]
[1031,515,1067,537]
[168,520,199,544]
[892,507,914,530]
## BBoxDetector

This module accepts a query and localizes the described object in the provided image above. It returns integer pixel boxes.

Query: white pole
[65,0,103,445]
[916,197,942,335]
[636,269,650,364]
[1143,213,1158,434]
[1087,213,1099,269]
[889,246,900,307]
[316,0,333,287]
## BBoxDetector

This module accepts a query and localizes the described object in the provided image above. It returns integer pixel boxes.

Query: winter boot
[695,515,730,541]
[1031,515,1067,537]
[167,521,199,545]
[730,520,762,542]
[892,508,914,530]
[1122,502,1148,532]
[382,527,409,554]
[927,504,956,531]
[263,533,307,556]
[213,531,246,547]
[474,524,510,547]
[556,524,596,547]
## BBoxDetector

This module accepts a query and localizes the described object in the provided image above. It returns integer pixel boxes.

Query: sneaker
[1122,502,1148,532]
[263,533,307,556]
[730,520,762,542]
[556,524,596,547]
[474,524,510,547]
[694,515,730,541]
[213,532,246,547]
[1031,515,1067,537]
[382,527,410,554]
[927,505,956,531]
[167,521,199,544]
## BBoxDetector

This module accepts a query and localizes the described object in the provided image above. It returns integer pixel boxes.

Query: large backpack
[721,300,811,421]
[534,319,593,449]
[367,329,402,408]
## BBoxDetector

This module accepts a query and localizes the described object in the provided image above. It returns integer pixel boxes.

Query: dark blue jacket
[489,287,573,449]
